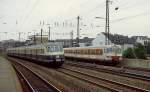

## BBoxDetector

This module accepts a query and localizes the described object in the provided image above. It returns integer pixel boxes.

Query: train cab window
[116,48,122,54]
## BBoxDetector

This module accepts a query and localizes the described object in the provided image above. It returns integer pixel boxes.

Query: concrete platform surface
[0,57,22,92]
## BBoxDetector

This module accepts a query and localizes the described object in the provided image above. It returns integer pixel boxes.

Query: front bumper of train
[106,56,122,61]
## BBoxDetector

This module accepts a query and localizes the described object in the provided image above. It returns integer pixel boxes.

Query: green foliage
[123,43,147,59]
[134,43,147,59]
[123,48,135,58]
[145,43,150,54]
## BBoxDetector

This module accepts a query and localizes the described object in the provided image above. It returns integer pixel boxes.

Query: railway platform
[0,56,22,92]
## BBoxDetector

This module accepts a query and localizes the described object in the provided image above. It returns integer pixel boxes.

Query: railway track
[58,67,149,92]
[65,61,150,81]
[8,57,150,92]
[10,58,61,92]
[64,61,150,91]
[9,57,109,92]
[57,69,121,92]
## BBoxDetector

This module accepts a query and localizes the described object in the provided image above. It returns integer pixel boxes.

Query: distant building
[92,32,135,50]
[55,37,94,48]
[54,39,73,48]
[0,39,26,52]
[92,33,113,46]
[102,32,136,45]
[92,32,150,51]
[80,37,94,46]
[28,35,48,45]
[131,36,150,45]
[92,32,134,46]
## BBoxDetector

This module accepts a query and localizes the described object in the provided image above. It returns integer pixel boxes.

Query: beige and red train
[64,45,123,64]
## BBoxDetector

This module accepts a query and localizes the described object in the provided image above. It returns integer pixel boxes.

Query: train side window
[86,49,87,54]
[87,49,88,55]
[84,49,86,54]
[81,50,83,54]
[67,50,69,53]
[94,49,96,55]
[100,49,103,55]
[91,49,94,55]
[96,49,98,55]
[78,50,80,54]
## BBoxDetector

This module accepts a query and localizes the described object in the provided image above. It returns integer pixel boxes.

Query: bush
[145,43,150,54]
[134,43,147,59]
[123,48,135,58]
[123,43,147,59]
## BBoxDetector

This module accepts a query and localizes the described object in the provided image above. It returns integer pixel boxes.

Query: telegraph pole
[41,28,43,43]
[18,32,22,47]
[32,30,36,44]
[70,30,73,47]
[105,0,110,45]
[48,26,50,42]
[34,31,36,44]
[18,32,22,42]
[40,20,44,44]
[77,16,80,47]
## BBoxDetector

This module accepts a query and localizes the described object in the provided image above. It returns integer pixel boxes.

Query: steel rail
[56,70,121,92]
[62,67,150,92]
[9,57,61,92]
[65,61,150,81]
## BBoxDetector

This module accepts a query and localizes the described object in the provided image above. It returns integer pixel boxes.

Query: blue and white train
[7,42,64,67]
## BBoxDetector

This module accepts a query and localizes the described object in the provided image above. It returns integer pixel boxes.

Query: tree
[123,48,135,58]
[123,43,147,59]
[145,43,150,54]
[134,43,147,59]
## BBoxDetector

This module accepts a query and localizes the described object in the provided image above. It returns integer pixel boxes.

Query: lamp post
[28,32,31,39]
[32,30,37,45]
[76,16,81,47]
[47,24,51,42]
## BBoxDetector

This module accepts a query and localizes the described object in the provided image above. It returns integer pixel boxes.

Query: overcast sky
[0,0,150,41]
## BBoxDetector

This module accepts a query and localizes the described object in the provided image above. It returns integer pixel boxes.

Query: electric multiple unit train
[7,42,64,67]
[64,45,122,64]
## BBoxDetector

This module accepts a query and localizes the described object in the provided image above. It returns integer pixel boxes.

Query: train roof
[64,45,121,49]
[7,42,62,50]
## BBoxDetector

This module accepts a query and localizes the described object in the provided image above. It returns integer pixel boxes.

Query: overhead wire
[111,11,150,23]
[17,0,40,32]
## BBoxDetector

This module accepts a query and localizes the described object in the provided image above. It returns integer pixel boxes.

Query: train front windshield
[105,46,122,54]
[47,45,63,52]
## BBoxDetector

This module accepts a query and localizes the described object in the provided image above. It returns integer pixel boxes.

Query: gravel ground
[18,60,112,92]
[63,64,150,90]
